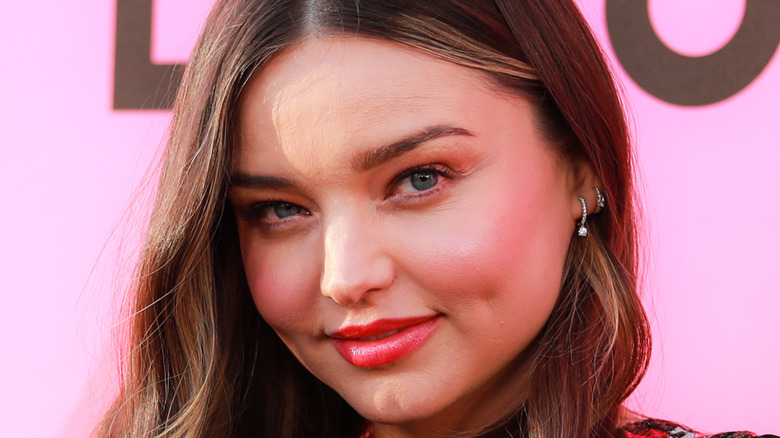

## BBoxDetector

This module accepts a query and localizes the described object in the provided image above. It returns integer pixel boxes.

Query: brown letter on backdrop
[607,0,780,106]
[114,1,780,110]
[113,0,184,110]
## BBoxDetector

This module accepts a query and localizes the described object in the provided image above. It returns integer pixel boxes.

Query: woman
[96,1,769,437]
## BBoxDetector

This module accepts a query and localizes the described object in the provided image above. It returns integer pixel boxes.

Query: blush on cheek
[392,213,518,306]
[242,244,319,329]
[397,176,568,316]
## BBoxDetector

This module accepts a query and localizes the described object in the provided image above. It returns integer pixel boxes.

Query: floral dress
[358,418,777,437]
[618,419,778,438]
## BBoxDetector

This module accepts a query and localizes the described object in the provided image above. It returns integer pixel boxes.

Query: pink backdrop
[1,0,777,436]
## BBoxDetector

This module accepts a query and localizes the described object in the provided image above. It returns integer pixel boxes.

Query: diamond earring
[595,187,605,212]
[577,197,588,237]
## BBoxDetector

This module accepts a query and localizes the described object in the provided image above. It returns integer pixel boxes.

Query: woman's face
[231,36,592,435]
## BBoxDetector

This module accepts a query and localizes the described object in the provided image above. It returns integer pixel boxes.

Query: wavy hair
[98,1,650,436]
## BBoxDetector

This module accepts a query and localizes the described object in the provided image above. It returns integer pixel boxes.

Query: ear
[568,159,601,222]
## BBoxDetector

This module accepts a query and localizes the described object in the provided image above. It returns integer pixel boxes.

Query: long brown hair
[98,1,650,437]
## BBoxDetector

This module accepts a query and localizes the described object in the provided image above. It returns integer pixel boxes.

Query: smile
[330,316,441,368]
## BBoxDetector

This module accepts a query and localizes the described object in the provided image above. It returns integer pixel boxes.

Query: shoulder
[617,418,779,438]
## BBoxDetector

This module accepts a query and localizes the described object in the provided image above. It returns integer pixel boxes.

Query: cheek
[395,164,572,315]
[240,235,320,331]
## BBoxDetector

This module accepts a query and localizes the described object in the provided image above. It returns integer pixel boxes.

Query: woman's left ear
[569,160,602,222]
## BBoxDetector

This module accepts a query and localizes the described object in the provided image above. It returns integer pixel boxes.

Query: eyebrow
[353,124,473,171]
[230,174,299,190]
[230,124,473,190]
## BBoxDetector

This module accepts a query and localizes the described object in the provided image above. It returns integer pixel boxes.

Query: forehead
[233,36,517,176]
[243,35,495,112]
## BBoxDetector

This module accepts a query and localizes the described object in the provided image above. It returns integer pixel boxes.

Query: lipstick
[330,316,440,368]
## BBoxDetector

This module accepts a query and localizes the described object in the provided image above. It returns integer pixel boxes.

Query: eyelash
[241,199,309,231]
[387,164,454,200]
[242,164,456,229]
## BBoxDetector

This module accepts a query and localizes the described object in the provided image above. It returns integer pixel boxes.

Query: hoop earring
[595,187,606,212]
[577,197,588,237]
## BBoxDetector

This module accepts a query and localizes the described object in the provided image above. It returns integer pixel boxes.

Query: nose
[320,211,395,305]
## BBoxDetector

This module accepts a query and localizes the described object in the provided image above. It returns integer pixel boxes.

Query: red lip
[330,315,440,368]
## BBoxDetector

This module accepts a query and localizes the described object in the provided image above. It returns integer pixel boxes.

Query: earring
[577,197,588,237]
[595,187,606,212]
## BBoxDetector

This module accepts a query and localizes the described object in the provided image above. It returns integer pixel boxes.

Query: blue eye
[390,165,454,199]
[242,200,309,227]
[272,202,302,219]
[409,170,438,191]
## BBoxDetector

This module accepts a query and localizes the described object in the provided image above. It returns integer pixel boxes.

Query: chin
[344,386,442,424]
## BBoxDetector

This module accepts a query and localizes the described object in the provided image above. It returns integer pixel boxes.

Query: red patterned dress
[359,419,777,438]
[617,419,777,438]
